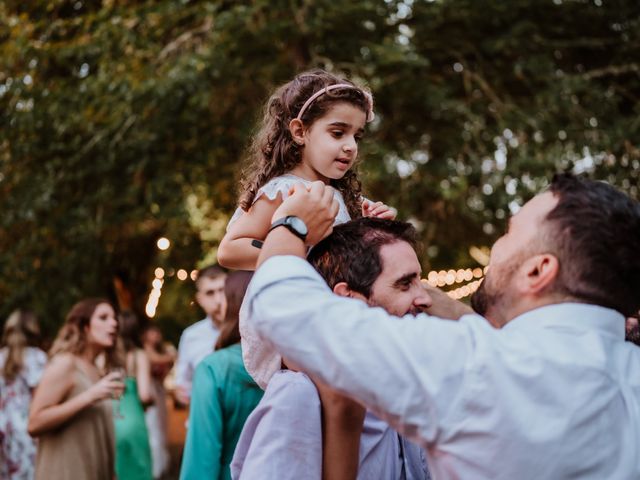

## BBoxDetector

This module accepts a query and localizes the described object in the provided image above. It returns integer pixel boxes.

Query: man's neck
[209,316,223,330]
[498,294,581,328]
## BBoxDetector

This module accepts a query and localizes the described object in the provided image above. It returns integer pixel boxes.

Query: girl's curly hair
[239,69,372,219]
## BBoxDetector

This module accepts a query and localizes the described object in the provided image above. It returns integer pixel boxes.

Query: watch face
[287,216,308,236]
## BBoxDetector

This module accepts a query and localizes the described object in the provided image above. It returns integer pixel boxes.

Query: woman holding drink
[28,298,124,480]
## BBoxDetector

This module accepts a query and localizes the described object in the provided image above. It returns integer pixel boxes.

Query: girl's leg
[316,380,366,480]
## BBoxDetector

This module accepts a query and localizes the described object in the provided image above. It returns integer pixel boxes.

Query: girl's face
[297,102,367,183]
[85,303,118,349]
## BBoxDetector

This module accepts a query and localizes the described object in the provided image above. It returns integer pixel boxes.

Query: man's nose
[414,289,433,310]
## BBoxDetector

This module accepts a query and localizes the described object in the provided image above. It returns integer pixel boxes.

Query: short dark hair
[307,218,418,298]
[195,264,226,288]
[546,173,640,316]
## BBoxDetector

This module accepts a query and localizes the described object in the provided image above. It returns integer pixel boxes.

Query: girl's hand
[88,372,125,403]
[362,200,397,220]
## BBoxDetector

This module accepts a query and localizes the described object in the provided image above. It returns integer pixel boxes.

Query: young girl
[218,69,395,479]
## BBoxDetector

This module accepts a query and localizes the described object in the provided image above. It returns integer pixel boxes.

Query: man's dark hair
[307,217,418,298]
[546,173,640,316]
[195,264,226,288]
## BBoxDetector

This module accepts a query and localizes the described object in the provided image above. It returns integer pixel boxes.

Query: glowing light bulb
[157,237,170,250]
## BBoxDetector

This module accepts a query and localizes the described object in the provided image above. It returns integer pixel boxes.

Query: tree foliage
[1,0,638,335]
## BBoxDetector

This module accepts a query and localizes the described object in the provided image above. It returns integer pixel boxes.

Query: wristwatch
[268,216,308,242]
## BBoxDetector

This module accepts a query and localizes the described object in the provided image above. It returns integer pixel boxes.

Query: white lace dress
[228,174,352,389]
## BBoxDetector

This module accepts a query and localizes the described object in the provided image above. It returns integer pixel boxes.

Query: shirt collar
[204,316,218,331]
[503,302,625,339]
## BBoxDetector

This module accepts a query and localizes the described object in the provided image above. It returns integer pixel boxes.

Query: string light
[145,269,165,318]
[143,262,490,312]
[425,267,485,287]
[422,264,489,300]
[156,237,170,251]
[446,279,483,300]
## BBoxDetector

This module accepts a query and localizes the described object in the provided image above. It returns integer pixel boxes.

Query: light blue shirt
[230,370,430,480]
[176,317,220,398]
[245,256,640,480]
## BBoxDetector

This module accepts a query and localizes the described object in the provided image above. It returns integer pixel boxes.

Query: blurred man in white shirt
[175,264,227,406]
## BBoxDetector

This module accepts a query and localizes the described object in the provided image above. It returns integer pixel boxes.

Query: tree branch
[583,63,639,80]
[157,16,213,62]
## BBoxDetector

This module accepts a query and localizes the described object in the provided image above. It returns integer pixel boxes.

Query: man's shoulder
[264,370,321,405]
[180,318,212,340]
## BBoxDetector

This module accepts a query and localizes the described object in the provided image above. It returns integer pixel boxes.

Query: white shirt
[231,370,430,480]
[175,317,220,398]
[246,256,640,480]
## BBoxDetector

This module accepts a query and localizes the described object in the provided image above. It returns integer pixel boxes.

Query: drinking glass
[111,368,126,419]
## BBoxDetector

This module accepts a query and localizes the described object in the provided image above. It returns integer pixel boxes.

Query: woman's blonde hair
[49,298,122,370]
[1,309,41,383]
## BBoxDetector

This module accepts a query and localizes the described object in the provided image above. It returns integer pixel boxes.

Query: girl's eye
[331,130,344,138]
[355,135,363,143]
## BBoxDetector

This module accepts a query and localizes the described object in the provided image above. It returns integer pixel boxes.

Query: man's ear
[519,254,559,295]
[194,291,203,308]
[333,282,367,302]
[333,282,352,298]
[289,118,306,145]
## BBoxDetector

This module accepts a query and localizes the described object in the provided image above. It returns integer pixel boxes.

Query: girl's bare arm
[218,195,283,271]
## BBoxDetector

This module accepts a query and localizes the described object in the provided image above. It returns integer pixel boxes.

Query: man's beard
[470,254,522,323]
[471,278,496,317]
[626,318,640,346]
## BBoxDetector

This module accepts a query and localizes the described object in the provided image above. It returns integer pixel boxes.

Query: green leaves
[1,0,638,334]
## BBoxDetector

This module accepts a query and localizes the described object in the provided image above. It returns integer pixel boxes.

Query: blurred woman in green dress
[115,312,153,480]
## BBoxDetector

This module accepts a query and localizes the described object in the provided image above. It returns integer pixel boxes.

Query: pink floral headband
[296,83,375,123]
